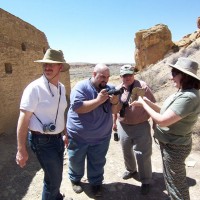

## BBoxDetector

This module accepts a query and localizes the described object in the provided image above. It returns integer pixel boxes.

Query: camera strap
[33,113,44,126]
[33,85,61,127]
[120,83,134,114]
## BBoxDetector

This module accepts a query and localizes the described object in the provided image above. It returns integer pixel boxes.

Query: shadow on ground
[0,133,41,200]
[0,133,199,200]
[71,172,168,200]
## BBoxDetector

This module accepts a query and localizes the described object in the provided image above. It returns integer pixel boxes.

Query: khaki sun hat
[120,65,134,76]
[34,48,70,72]
[168,57,200,81]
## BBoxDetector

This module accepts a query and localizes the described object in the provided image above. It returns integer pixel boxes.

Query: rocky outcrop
[175,31,200,48]
[134,24,174,70]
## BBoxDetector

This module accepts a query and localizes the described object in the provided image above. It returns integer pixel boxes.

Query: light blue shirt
[67,79,113,144]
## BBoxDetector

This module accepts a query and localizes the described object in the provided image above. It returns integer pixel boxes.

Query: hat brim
[120,71,134,76]
[168,63,200,81]
[34,60,70,72]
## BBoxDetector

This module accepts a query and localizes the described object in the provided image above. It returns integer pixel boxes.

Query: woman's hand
[130,96,144,107]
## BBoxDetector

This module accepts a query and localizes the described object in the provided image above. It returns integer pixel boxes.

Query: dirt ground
[0,131,200,200]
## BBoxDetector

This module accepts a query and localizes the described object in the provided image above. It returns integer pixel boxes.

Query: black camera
[120,102,128,118]
[43,123,56,132]
[114,132,119,141]
[106,87,124,95]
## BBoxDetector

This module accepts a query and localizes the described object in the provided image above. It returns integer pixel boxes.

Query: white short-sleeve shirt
[20,75,67,134]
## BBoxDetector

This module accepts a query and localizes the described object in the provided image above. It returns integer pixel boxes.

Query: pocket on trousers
[37,137,51,145]
[68,138,78,150]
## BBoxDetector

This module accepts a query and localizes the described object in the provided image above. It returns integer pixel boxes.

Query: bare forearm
[142,102,162,124]
[17,110,32,150]
[17,118,29,150]
[111,102,122,114]
[144,98,161,112]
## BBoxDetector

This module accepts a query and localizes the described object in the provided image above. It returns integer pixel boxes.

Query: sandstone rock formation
[0,9,71,135]
[175,17,200,49]
[134,24,174,70]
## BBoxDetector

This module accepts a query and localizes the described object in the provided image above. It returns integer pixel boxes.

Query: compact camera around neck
[43,123,56,132]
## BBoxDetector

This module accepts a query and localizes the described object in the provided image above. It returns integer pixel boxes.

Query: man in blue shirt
[66,63,119,197]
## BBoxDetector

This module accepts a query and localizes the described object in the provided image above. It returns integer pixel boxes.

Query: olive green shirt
[154,89,200,145]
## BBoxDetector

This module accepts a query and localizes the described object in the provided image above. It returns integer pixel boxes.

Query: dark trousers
[29,132,64,200]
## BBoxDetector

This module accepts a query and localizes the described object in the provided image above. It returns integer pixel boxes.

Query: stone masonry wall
[0,9,71,135]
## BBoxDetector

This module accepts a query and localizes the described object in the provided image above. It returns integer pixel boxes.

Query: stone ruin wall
[0,9,71,135]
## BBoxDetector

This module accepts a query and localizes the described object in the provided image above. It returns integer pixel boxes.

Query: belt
[30,131,62,138]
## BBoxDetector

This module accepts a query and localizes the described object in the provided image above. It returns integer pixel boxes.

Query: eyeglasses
[171,70,180,77]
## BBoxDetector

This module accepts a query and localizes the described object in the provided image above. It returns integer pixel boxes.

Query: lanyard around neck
[33,85,61,126]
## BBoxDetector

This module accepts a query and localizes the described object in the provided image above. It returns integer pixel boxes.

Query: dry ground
[0,131,200,200]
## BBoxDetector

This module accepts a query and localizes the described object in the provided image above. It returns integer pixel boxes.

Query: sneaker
[122,171,137,180]
[71,181,83,194]
[92,185,103,197]
[141,184,150,195]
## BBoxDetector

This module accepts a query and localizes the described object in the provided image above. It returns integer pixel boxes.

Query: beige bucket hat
[168,57,200,81]
[34,48,70,72]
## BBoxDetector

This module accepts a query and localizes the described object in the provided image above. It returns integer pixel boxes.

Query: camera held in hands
[43,123,56,132]
[106,87,124,95]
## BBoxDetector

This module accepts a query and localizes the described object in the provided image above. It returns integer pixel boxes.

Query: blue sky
[1,0,200,63]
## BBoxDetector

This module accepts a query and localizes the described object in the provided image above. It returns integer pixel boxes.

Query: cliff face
[0,9,71,135]
[134,24,174,70]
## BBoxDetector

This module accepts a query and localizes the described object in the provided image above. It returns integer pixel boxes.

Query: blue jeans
[29,132,64,200]
[67,136,111,185]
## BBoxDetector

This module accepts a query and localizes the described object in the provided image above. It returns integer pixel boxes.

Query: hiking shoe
[122,171,137,180]
[92,185,103,197]
[71,181,83,194]
[141,184,150,195]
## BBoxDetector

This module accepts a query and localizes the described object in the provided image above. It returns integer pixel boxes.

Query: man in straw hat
[131,57,200,199]
[16,48,72,200]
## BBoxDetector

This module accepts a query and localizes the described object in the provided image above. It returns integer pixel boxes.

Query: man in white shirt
[16,48,71,200]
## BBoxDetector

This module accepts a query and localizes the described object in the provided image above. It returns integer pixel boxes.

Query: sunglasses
[171,69,180,77]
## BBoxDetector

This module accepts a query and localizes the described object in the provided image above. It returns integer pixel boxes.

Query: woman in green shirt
[131,57,200,200]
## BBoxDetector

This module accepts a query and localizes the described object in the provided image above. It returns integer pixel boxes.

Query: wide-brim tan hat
[34,48,70,72]
[168,57,200,81]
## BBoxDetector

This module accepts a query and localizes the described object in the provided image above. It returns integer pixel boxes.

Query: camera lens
[49,123,56,132]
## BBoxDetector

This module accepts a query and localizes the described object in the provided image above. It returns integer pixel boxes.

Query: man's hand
[16,148,28,168]
[97,89,109,104]
[63,134,69,148]
[109,94,119,105]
